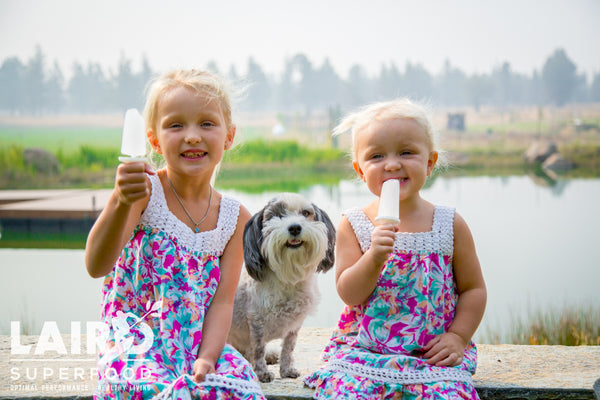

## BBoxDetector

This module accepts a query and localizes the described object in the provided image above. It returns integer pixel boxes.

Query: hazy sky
[1,0,598,79]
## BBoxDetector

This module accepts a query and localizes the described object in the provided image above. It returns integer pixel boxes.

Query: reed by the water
[483,303,600,345]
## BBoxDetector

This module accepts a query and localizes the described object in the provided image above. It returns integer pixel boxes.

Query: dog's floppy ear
[243,208,267,281]
[313,204,336,273]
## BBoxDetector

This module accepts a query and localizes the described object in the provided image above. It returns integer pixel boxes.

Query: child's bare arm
[424,212,487,366]
[335,216,396,306]
[84,162,153,278]
[193,204,251,382]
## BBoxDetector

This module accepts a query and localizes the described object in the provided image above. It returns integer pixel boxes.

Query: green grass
[224,139,345,164]
[0,126,121,153]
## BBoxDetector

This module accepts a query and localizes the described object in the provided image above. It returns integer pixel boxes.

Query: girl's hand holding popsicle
[115,161,154,205]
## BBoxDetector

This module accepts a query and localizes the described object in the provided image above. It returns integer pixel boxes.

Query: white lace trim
[139,174,240,255]
[153,373,264,399]
[324,358,473,386]
[344,206,455,256]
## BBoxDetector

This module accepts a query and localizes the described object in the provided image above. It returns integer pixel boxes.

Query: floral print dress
[95,174,265,399]
[303,206,480,399]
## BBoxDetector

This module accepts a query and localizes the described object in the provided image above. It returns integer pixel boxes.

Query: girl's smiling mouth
[181,150,207,159]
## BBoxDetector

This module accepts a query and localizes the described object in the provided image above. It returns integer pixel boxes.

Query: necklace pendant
[194,227,200,233]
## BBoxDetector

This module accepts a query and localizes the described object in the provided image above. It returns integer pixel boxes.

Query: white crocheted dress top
[344,205,455,256]
[139,173,240,256]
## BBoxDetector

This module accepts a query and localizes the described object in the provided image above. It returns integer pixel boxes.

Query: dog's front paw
[280,366,300,379]
[257,369,275,383]
[265,350,279,365]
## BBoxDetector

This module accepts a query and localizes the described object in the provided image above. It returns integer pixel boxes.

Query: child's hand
[115,162,154,205]
[422,332,467,367]
[368,224,397,267]
[192,357,215,383]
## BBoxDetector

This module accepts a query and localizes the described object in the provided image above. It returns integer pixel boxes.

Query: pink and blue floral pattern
[95,174,264,399]
[303,206,480,399]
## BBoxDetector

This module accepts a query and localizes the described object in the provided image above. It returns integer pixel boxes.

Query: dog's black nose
[288,224,302,236]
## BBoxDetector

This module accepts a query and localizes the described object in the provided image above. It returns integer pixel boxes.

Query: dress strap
[429,205,455,256]
[344,208,374,254]
[213,195,241,255]
[142,173,169,225]
[432,205,455,234]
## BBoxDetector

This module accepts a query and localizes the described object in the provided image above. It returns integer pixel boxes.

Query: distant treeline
[1,45,599,116]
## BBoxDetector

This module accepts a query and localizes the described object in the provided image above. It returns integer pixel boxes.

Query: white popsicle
[375,179,401,225]
[119,108,147,162]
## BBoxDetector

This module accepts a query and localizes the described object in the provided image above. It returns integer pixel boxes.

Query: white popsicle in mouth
[119,108,147,163]
[375,179,401,225]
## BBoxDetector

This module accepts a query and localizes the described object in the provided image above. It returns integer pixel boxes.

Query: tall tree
[244,57,271,110]
[314,58,341,109]
[68,62,109,113]
[437,60,467,106]
[291,53,317,113]
[139,55,153,94]
[403,62,433,100]
[276,57,296,110]
[465,74,492,111]
[590,72,600,102]
[45,61,65,114]
[0,57,25,114]
[375,62,403,101]
[490,62,513,107]
[342,64,371,108]
[542,48,578,106]
[115,54,141,110]
[528,70,544,105]
[24,45,46,115]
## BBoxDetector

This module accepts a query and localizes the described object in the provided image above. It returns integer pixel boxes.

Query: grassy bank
[1,124,599,190]
[218,139,353,192]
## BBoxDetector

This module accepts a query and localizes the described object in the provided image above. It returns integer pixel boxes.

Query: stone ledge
[2,328,599,399]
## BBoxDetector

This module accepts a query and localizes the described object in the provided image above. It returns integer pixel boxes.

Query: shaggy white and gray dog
[228,193,335,382]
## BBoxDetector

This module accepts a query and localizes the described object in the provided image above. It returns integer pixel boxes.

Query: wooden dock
[0,189,112,233]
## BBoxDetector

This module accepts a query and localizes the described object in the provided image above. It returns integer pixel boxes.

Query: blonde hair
[333,98,445,167]
[143,69,234,133]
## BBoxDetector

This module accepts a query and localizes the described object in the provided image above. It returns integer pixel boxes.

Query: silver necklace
[166,173,213,233]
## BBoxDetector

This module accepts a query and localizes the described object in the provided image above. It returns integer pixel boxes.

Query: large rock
[542,153,576,172]
[524,141,558,165]
[23,147,60,174]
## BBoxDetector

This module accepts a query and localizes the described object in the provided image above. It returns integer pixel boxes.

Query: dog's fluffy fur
[228,193,335,382]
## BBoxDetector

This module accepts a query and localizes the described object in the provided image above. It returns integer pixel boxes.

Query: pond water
[1,175,599,343]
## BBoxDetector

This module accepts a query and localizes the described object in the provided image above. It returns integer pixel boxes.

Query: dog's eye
[301,209,312,218]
